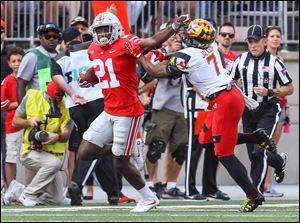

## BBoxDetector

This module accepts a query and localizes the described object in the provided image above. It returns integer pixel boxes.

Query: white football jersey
[169,41,232,98]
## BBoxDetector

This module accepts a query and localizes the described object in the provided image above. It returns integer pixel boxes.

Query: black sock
[219,155,255,196]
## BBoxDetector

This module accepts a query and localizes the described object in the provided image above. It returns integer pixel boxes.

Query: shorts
[5,130,23,163]
[68,127,80,152]
[145,108,188,153]
[83,111,143,157]
[199,87,245,158]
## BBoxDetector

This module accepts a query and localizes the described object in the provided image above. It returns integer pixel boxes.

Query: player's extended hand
[172,14,191,32]
[152,49,167,62]
[125,36,144,59]
[70,92,86,105]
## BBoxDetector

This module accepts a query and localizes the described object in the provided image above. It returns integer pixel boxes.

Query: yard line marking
[3,213,299,218]
[2,203,299,213]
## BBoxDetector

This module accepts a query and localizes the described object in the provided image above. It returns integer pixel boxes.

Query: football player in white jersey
[125,19,265,213]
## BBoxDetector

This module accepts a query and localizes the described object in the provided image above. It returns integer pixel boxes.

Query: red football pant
[199,87,245,158]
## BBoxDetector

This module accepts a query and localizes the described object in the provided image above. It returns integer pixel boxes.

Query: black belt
[207,83,234,100]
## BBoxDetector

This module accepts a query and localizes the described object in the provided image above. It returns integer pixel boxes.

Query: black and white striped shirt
[230,51,292,103]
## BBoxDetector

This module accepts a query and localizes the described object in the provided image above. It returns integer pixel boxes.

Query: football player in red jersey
[76,12,190,212]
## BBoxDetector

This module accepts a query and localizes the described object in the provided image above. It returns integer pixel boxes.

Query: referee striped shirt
[230,51,292,103]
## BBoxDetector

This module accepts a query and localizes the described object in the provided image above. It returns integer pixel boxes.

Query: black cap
[70,16,88,27]
[37,23,60,34]
[62,27,81,43]
[247,25,265,40]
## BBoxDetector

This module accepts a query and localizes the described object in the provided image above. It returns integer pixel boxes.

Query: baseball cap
[37,23,60,34]
[46,81,64,100]
[62,27,81,43]
[247,25,265,40]
[70,16,88,27]
[1,20,6,30]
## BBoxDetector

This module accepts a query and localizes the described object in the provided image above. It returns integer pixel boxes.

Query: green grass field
[1,200,299,222]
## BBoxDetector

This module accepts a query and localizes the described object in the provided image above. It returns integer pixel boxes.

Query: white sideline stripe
[3,214,299,218]
[2,203,299,213]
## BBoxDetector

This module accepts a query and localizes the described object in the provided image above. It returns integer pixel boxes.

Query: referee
[230,25,294,194]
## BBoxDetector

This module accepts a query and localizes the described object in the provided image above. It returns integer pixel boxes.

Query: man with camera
[3,81,73,206]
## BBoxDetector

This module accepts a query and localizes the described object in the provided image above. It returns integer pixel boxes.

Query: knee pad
[171,144,187,165]
[146,139,166,164]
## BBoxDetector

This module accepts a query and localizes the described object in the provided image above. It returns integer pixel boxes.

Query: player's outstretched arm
[139,15,190,53]
[138,55,169,78]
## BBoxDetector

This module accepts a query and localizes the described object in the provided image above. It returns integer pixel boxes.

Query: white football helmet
[92,12,123,47]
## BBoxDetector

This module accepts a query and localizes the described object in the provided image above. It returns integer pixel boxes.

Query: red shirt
[223,51,238,74]
[88,35,144,117]
[1,75,21,133]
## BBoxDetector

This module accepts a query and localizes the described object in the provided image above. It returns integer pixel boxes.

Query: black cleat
[68,182,83,206]
[274,153,288,183]
[203,190,231,201]
[161,187,185,199]
[184,193,207,201]
[239,193,265,212]
[254,128,277,153]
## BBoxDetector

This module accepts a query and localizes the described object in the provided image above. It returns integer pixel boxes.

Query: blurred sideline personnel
[126,19,274,213]
[1,47,24,188]
[77,12,190,212]
[230,25,293,195]
[216,22,238,74]
[263,26,290,197]
[51,27,122,205]
[4,81,73,206]
[17,23,61,103]
[143,31,187,199]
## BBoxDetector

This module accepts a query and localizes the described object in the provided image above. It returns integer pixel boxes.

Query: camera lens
[35,131,49,142]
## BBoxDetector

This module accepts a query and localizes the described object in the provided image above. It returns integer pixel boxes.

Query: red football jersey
[1,75,22,133]
[88,34,144,117]
[223,51,238,74]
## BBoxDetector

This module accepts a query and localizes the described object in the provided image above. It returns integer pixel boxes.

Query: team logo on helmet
[184,19,216,49]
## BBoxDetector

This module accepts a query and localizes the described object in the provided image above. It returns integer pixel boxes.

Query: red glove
[172,14,191,32]
[151,49,167,62]
[125,36,144,58]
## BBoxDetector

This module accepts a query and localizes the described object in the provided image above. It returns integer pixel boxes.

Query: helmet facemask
[92,12,123,48]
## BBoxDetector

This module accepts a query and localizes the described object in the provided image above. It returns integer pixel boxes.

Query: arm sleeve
[1,77,10,111]
[166,52,190,76]
[17,52,38,81]
[274,59,293,86]
[15,95,29,118]
[230,56,241,80]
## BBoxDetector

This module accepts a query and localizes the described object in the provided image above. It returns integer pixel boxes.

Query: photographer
[5,81,73,206]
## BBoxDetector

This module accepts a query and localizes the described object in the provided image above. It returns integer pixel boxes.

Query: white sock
[166,182,176,190]
[146,181,154,188]
[138,185,155,200]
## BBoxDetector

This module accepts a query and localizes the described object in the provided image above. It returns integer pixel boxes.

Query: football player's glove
[172,14,191,32]
[125,36,144,59]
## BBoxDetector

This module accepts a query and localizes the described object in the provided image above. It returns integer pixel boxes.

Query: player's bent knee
[146,139,166,164]
[171,144,187,165]
[77,140,103,160]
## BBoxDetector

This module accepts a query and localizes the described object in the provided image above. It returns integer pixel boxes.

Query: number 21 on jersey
[93,58,120,89]
[206,53,220,75]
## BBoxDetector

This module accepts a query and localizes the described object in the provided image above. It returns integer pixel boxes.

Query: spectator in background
[1,19,13,192]
[1,47,24,188]
[217,22,238,74]
[70,16,90,36]
[17,23,60,103]
[4,81,73,206]
[263,26,290,197]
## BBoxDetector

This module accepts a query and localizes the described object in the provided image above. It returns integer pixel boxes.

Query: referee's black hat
[247,25,265,40]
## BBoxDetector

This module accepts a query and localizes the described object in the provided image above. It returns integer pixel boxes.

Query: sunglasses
[44,34,59,40]
[219,32,235,38]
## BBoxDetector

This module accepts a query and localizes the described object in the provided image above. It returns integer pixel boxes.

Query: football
[78,67,99,86]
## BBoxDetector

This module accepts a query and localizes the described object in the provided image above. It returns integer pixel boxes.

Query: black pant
[69,98,119,197]
[242,100,284,193]
[186,134,219,195]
